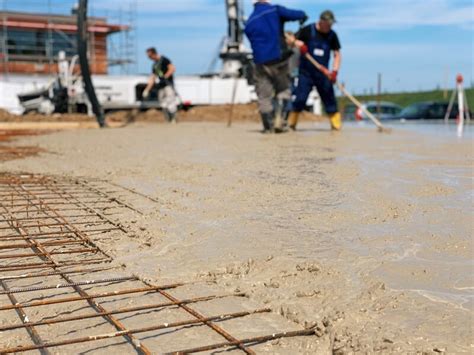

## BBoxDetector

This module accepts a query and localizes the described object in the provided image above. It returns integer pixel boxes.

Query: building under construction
[0,1,137,76]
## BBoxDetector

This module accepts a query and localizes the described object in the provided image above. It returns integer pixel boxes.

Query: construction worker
[244,0,307,133]
[143,47,178,123]
[287,10,342,131]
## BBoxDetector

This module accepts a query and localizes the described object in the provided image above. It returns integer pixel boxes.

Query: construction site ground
[0,107,472,354]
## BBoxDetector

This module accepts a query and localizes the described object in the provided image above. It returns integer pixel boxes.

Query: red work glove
[320,66,331,78]
[329,70,338,83]
[299,44,309,56]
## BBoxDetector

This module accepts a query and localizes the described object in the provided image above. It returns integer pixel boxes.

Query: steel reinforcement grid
[0,173,315,354]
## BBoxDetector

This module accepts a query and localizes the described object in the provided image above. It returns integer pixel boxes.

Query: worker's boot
[169,111,177,124]
[260,112,274,134]
[329,112,342,131]
[287,112,300,131]
[163,110,171,122]
[273,99,286,133]
[282,99,292,130]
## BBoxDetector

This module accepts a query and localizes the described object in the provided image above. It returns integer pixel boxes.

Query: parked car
[395,101,471,120]
[343,101,402,121]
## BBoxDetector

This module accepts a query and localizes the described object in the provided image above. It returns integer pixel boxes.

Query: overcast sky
[2,0,473,93]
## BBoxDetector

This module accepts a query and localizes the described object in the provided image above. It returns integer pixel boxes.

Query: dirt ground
[1,104,323,124]
[0,108,94,122]
[1,118,473,354]
[121,104,323,123]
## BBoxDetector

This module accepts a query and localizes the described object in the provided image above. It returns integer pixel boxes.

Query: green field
[338,88,474,110]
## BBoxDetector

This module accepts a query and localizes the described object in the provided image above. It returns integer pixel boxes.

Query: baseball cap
[320,10,336,24]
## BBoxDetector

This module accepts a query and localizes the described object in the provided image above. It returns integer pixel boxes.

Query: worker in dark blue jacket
[245,0,307,133]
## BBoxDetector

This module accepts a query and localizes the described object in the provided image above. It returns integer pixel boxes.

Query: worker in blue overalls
[287,10,342,131]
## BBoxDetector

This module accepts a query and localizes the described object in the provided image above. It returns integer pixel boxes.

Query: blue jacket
[245,3,306,65]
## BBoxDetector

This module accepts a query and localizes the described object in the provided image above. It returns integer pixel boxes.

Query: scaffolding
[103,0,138,75]
[0,0,137,78]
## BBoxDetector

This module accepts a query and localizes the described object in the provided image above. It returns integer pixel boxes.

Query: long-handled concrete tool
[336,81,392,133]
[302,52,391,133]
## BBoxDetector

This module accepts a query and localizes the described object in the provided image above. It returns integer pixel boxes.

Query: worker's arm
[333,50,341,72]
[276,5,307,23]
[163,63,176,80]
[145,74,156,91]
[328,50,341,83]
[142,74,156,99]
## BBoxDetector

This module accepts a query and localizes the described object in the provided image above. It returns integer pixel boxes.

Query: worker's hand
[329,70,338,83]
[299,44,309,56]
[320,66,331,78]
[285,33,297,47]
[142,88,150,100]
[299,14,309,25]
[158,76,170,86]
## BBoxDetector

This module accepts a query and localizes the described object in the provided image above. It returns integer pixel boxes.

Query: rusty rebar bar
[0,220,105,230]
[0,282,184,311]
[2,194,105,203]
[0,260,54,270]
[0,266,116,281]
[0,258,109,272]
[3,199,122,209]
[0,212,119,223]
[0,247,99,260]
[0,227,122,240]
[0,190,119,198]
[0,275,137,295]
[1,207,121,214]
[0,239,92,250]
[168,329,317,354]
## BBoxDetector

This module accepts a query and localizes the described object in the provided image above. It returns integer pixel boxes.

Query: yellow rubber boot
[329,112,342,131]
[288,112,300,131]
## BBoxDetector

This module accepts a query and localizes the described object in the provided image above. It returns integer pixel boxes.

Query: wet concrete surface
[1,120,473,353]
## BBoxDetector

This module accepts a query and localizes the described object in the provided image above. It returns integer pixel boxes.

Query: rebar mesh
[0,173,315,353]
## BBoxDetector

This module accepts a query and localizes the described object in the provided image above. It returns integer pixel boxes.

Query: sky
[2,0,473,93]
